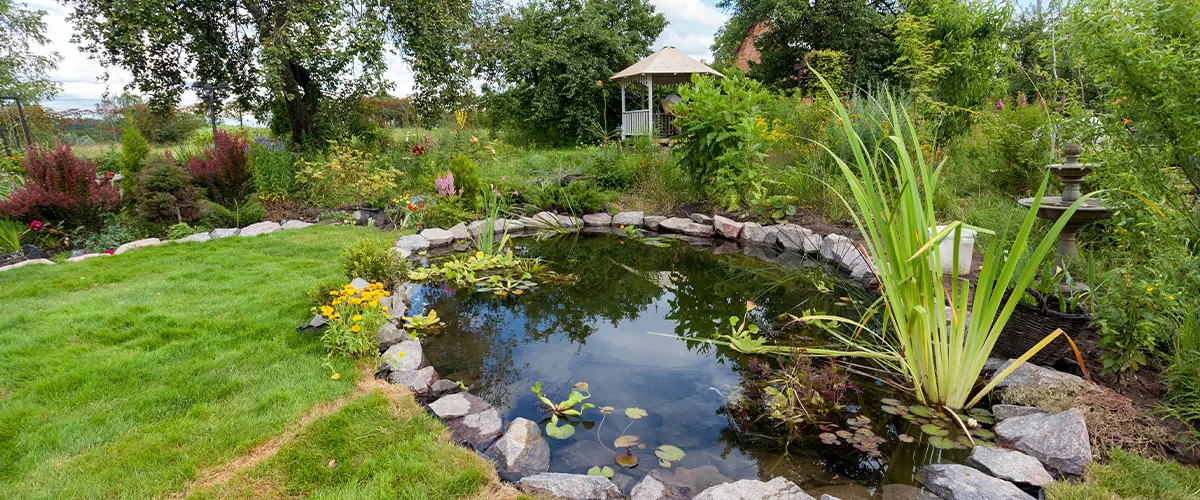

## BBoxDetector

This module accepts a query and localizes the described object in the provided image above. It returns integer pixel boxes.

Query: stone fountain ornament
[1018,142,1113,265]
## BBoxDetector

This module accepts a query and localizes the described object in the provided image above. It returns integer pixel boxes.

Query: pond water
[412,234,963,498]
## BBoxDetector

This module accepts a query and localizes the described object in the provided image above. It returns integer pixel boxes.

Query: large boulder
[991,404,1046,422]
[381,340,425,372]
[484,417,550,482]
[448,222,471,240]
[657,217,692,234]
[0,258,54,271]
[557,214,583,229]
[178,232,212,243]
[388,366,439,398]
[630,470,692,500]
[683,222,715,238]
[644,216,668,231]
[693,477,814,500]
[428,392,490,420]
[741,222,779,247]
[281,220,312,230]
[430,379,462,399]
[712,215,745,239]
[518,473,623,500]
[612,211,645,227]
[918,464,1033,500]
[690,213,714,224]
[238,221,281,237]
[428,392,502,450]
[992,359,1091,393]
[114,238,162,254]
[582,213,613,227]
[395,234,430,253]
[420,228,456,246]
[377,322,408,352]
[967,445,1054,488]
[210,228,239,238]
[994,408,1092,476]
[777,224,821,253]
[819,233,855,262]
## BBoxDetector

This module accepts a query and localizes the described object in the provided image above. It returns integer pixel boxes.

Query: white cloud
[648,0,728,62]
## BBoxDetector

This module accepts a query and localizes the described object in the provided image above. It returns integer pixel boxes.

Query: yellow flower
[1169,295,1176,301]
[331,373,341,380]
[331,313,341,320]
[328,290,339,296]
[370,300,380,307]
[320,305,334,317]
[1146,287,1154,292]
[381,306,389,311]
[351,325,361,332]
[352,314,363,322]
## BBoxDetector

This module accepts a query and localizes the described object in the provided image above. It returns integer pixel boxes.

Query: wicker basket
[994,290,1090,366]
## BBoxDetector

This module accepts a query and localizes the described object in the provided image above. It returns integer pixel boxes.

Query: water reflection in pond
[412,234,960,498]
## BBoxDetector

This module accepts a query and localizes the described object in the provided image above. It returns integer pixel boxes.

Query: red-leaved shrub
[186,131,253,207]
[0,145,120,226]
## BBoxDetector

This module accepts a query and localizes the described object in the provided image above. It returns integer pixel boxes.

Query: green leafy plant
[315,281,392,357]
[0,219,24,253]
[674,73,771,209]
[401,309,442,333]
[448,156,482,210]
[135,154,203,223]
[1021,261,1089,314]
[165,222,197,240]
[118,116,150,194]
[531,381,594,439]
[340,238,407,289]
[294,142,398,208]
[621,225,671,248]
[475,273,536,297]
[749,193,797,223]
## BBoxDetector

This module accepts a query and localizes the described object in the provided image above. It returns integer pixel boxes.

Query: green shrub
[422,195,474,229]
[135,154,202,223]
[119,118,150,193]
[340,238,407,289]
[307,278,343,307]
[196,199,264,228]
[1165,311,1200,424]
[81,214,141,253]
[448,156,482,210]
[165,222,198,239]
[524,180,612,214]
[943,102,1053,196]
[249,137,294,200]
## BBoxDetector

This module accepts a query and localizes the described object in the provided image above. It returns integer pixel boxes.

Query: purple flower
[995,98,1005,111]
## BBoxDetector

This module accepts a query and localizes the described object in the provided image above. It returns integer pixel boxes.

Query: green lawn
[0,225,493,499]
[1046,448,1200,500]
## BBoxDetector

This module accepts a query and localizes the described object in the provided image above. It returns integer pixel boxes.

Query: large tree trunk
[281,60,318,144]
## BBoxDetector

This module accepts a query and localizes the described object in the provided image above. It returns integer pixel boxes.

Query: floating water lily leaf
[599,406,615,414]
[655,445,686,462]
[928,436,954,449]
[881,405,905,415]
[920,424,949,436]
[908,405,934,417]
[955,435,974,449]
[625,407,648,419]
[968,408,992,418]
[880,398,903,406]
[835,430,853,439]
[638,444,647,450]
[615,452,639,468]
[573,382,590,391]
[587,466,614,479]
[971,428,996,439]
[819,432,840,445]
[847,415,870,426]
[614,435,640,448]
[898,434,915,443]
[545,420,575,439]
[971,415,995,425]
[659,459,673,468]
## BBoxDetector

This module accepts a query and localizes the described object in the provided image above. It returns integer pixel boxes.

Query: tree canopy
[0,0,60,102]
[62,0,475,144]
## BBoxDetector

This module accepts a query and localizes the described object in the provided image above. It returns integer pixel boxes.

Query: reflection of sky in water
[412,237,941,497]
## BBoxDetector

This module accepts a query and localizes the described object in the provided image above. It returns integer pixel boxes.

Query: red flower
[407,204,417,211]
[29,220,44,231]
[104,249,114,254]
[419,203,425,208]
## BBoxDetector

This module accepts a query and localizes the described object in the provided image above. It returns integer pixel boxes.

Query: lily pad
[614,435,640,448]
[920,424,949,436]
[819,432,840,445]
[615,452,639,468]
[573,382,590,391]
[835,430,853,439]
[658,459,673,468]
[655,445,686,462]
[971,428,996,439]
[587,466,614,479]
[898,434,915,443]
[928,436,954,449]
[908,405,934,417]
[545,420,575,440]
[599,406,615,414]
[624,407,648,419]
[881,397,903,406]
[847,415,870,426]
[881,405,905,415]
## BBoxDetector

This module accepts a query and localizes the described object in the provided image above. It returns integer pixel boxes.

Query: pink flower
[995,98,1005,111]
[104,249,114,254]
[29,220,43,231]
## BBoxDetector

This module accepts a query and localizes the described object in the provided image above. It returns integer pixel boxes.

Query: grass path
[0,225,505,499]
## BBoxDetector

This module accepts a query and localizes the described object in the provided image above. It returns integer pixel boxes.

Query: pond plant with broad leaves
[410,234,997,495]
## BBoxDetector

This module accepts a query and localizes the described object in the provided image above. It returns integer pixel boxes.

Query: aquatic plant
[621,225,671,248]
[532,381,594,439]
[402,309,442,333]
[763,357,858,447]
[785,79,1100,410]
[475,273,536,296]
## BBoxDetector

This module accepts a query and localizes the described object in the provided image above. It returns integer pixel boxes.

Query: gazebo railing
[621,110,678,139]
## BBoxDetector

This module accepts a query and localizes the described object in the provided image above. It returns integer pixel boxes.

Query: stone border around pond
[0,220,316,272]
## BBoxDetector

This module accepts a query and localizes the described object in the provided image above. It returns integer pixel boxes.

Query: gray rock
[612,211,645,227]
[349,277,371,290]
[0,258,54,271]
[712,215,745,239]
[683,222,715,237]
[582,213,613,227]
[419,228,456,246]
[644,216,668,231]
[377,322,408,352]
[519,473,623,500]
[820,233,854,262]
[992,359,1091,392]
[178,232,212,243]
[693,477,814,500]
[114,238,162,254]
[630,470,692,500]
[741,222,779,246]
[676,465,732,494]
[967,445,1054,488]
[850,262,875,280]
[395,234,430,252]
[992,405,1046,422]
[445,407,503,450]
[238,221,281,237]
[713,241,741,255]
[658,217,692,233]
[430,379,461,399]
[485,417,550,482]
[690,213,714,224]
[388,366,439,397]
[777,224,822,253]
[448,222,470,240]
[528,211,561,229]
[281,220,312,230]
[381,340,424,372]
[820,496,842,500]
[210,228,239,238]
[428,392,491,420]
[66,253,106,262]
[881,484,940,500]
[557,214,582,229]
[919,464,1033,500]
[296,314,328,334]
[70,249,86,258]
[994,408,1092,476]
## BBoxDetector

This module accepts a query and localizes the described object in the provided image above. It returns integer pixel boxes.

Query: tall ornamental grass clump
[795,82,1097,410]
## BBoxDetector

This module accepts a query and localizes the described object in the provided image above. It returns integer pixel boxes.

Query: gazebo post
[620,82,627,139]
[646,74,654,138]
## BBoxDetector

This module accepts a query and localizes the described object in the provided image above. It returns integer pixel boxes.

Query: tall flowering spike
[435,170,456,196]
[995,98,1005,111]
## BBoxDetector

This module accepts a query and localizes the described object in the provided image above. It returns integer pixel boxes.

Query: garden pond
[411,234,977,498]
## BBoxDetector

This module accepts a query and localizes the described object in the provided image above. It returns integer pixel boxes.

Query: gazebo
[610,46,723,139]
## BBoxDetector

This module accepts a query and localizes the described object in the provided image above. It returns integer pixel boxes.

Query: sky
[26,0,730,111]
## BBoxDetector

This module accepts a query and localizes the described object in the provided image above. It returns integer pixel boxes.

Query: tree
[711,0,898,92]
[485,0,666,144]
[0,0,61,102]
[63,0,476,144]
